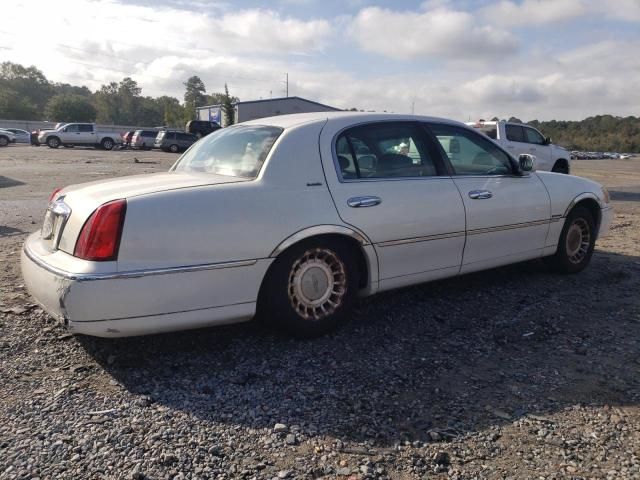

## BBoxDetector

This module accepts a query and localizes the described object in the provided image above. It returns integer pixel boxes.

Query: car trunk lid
[46,172,247,255]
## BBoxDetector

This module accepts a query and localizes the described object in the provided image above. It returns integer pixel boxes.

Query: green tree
[95,82,120,124]
[183,75,207,121]
[0,62,52,116]
[116,77,142,124]
[44,94,96,122]
[156,96,185,128]
[0,87,36,119]
[222,83,235,126]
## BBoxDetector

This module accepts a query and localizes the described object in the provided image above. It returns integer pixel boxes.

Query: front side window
[524,127,545,145]
[429,124,513,176]
[173,125,282,178]
[335,122,438,179]
[64,124,79,133]
[505,124,525,142]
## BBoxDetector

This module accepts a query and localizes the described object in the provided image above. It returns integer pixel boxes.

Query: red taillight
[49,187,63,202]
[74,199,127,261]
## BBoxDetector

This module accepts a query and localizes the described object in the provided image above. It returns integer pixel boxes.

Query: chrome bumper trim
[23,244,258,282]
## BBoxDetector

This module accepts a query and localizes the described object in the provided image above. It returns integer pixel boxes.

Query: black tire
[0,135,8,147]
[260,239,359,337]
[545,206,596,274]
[169,144,179,153]
[46,136,60,149]
[552,160,569,174]
[101,138,114,150]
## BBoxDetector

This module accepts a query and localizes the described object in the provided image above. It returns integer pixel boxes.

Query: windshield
[172,125,283,178]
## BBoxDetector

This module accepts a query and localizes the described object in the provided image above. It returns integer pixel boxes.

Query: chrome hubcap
[566,218,590,264]
[288,248,347,321]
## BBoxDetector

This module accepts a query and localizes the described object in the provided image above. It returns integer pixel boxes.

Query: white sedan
[21,112,613,338]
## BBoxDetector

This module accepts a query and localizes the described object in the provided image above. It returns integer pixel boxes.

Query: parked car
[3,128,31,144]
[130,130,160,150]
[21,112,613,338]
[0,129,16,146]
[154,130,198,152]
[38,123,121,150]
[186,120,222,138]
[467,120,571,173]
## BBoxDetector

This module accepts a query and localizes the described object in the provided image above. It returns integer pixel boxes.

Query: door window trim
[424,122,521,177]
[331,120,449,183]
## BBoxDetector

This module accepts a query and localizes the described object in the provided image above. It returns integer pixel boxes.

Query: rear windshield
[172,125,282,178]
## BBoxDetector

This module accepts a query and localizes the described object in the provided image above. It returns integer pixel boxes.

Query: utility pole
[411,99,416,115]
[285,73,289,97]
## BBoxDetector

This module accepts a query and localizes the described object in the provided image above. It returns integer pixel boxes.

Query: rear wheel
[101,138,114,150]
[46,137,60,148]
[169,144,179,153]
[260,239,359,337]
[545,206,595,273]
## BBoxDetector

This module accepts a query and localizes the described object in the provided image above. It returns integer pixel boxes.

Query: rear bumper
[21,233,271,337]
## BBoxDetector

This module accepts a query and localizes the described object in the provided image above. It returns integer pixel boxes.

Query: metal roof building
[196,96,341,127]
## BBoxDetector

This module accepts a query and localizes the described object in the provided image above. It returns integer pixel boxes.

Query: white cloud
[349,6,518,60]
[482,0,588,26]
[483,0,640,26]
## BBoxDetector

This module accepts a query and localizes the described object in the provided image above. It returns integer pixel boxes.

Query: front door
[427,123,551,274]
[319,121,466,291]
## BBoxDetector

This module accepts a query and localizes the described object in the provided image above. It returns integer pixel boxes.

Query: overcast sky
[2,0,640,121]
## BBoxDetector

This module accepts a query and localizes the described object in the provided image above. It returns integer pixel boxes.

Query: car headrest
[337,155,351,170]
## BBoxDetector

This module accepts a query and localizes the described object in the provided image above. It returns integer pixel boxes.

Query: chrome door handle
[347,196,382,208]
[468,190,492,200]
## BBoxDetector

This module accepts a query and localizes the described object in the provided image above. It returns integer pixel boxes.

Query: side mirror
[518,154,535,172]
[62,127,68,132]
[544,136,551,145]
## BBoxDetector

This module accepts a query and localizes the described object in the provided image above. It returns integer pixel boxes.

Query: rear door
[320,120,466,290]
[428,122,551,273]
[78,124,95,143]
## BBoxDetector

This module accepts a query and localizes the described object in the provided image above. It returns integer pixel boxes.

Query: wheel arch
[266,225,378,294]
[553,158,570,173]
[565,194,602,233]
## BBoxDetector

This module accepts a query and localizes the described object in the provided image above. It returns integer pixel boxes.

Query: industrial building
[196,96,341,126]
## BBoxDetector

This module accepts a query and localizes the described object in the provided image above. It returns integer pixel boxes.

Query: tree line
[0,62,238,128]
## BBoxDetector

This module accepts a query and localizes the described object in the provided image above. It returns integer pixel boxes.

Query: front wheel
[545,206,596,273]
[101,138,114,150]
[260,240,359,337]
[0,136,8,147]
[46,137,60,148]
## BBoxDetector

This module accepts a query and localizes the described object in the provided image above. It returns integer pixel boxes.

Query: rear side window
[429,124,513,176]
[142,131,157,138]
[335,122,439,180]
[78,124,93,132]
[173,125,282,178]
[177,133,195,141]
[505,124,525,142]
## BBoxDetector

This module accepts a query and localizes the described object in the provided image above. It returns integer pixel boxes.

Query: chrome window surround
[330,120,523,183]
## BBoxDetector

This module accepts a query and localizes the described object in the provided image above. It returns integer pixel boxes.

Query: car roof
[241,111,467,129]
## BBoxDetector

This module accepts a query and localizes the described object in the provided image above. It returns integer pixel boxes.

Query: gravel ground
[1,145,639,479]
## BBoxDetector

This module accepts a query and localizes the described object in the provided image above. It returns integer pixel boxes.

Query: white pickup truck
[467,120,571,173]
[38,123,121,150]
